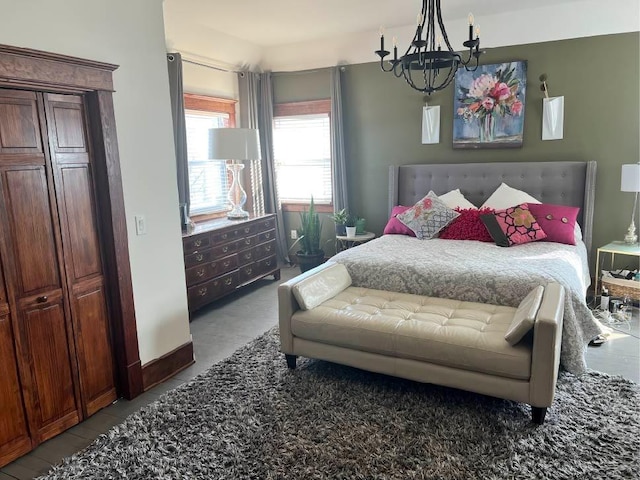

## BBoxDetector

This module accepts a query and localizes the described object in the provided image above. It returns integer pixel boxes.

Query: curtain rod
[167,53,240,74]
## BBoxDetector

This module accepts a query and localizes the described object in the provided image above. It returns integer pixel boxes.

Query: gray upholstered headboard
[388,161,596,253]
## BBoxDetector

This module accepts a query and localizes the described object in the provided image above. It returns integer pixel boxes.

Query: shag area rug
[40,328,639,480]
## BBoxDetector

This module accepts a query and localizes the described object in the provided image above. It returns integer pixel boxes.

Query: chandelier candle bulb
[393,36,398,61]
[379,26,385,52]
[468,13,474,40]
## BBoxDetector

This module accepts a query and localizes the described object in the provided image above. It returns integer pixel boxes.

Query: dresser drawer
[238,248,254,266]
[238,263,258,284]
[257,229,275,244]
[212,229,240,245]
[187,270,238,309]
[185,254,238,285]
[183,235,211,254]
[211,241,238,257]
[254,239,276,260]
[184,248,215,268]
[236,235,256,250]
[256,255,278,274]
[256,217,276,233]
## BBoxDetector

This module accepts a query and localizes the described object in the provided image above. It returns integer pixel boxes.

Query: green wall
[274,33,640,261]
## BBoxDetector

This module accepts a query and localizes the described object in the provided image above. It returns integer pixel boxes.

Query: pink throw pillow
[383,206,416,236]
[438,208,495,242]
[480,203,547,247]
[528,203,579,245]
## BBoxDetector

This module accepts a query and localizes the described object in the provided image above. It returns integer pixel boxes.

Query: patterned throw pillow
[396,191,460,240]
[480,203,547,247]
[383,206,416,236]
[438,208,495,242]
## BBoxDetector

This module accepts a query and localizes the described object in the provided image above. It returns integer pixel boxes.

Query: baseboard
[141,341,195,391]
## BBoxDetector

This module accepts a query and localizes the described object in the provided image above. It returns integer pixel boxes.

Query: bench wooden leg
[285,354,297,369]
[531,406,547,424]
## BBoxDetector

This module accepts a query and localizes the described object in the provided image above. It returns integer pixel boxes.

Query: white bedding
[332,235,603,374]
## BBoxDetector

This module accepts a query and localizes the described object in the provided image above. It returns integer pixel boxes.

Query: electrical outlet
[290,230,298,240]
[135,215,147,235]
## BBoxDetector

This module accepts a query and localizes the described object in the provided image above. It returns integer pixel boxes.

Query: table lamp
[209,128,261,219]
[621,162,640,244]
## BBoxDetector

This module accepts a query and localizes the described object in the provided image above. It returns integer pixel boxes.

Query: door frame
[0,44,142,399]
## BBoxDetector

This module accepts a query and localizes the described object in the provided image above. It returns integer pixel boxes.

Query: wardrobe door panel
[0,90,42,154]
[60,166,102,280]
[71,279,116,416]
[45,93,116,415]
[19,293,79,442]
[2,166,60,296]
[0,306,32,466]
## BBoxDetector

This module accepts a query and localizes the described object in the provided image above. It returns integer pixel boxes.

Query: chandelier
[375,0,482,94]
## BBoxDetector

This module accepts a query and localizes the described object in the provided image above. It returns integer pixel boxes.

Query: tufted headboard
[388,161,597,253]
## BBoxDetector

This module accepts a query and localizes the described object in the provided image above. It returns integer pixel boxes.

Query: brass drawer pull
[245,239,251,245]
[224,278,233,286]
[244,227,251,233]
[196,269,205,277]
[222,246,229,253]
[195,254,204,262]
[264,232,271,239]
[245,267,252,275]
[265,260,272,267]
[221,233,228,240]
[265,245,272,252]
[194,239,202,247]
[244,253,252,260]
[198,287,207,296]
[223,260,231,267]
[36,295,48,303]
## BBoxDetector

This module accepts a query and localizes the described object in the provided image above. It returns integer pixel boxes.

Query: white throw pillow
[504,285,545,345]
[480,183,541,210]
[292,262,352,310]
[439,189,477,210]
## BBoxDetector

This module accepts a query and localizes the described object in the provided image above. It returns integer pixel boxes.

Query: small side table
[594,241,640,296]
[336,231,375,253]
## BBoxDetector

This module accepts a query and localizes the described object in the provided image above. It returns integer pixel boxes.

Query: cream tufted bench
[279,262,565,424]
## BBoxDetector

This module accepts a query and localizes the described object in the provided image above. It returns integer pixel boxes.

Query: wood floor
[1,265,638,479]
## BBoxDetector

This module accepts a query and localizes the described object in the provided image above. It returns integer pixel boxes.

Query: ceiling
[164,0,580,48]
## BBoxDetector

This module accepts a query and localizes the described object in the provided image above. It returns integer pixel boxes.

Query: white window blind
[273,113,332,204]
[185,110,230,215]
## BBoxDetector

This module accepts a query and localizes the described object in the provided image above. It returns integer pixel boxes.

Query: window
[273,100,332,208]
[184,94,236,218]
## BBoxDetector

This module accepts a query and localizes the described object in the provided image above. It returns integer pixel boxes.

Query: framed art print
[453,61,527,149]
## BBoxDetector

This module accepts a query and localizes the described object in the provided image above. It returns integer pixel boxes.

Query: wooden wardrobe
[0,88,118,464]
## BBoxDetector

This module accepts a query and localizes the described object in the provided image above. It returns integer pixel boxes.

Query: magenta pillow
[439,208,495,242]
[528,203,579,245]
[480,203,547,247]
[383,206,416,236]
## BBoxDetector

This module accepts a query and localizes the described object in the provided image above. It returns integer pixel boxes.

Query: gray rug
[40,328,639,480]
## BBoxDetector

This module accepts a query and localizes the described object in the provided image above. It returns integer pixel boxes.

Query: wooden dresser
[182,214,281,313]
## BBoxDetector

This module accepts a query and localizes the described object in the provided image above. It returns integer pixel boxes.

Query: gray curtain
[330,66,349,213]
[167,53,190,229]
[238,71,290,264]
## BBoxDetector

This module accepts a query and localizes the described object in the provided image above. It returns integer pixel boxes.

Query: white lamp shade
[621,163,640,192]
[209,128,261,160]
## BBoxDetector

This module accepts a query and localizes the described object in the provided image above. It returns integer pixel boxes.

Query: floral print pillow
[396,191,460,240]
[480,203,547,247]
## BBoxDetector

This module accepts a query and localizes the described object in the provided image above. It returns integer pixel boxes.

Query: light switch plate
[135,215,146,235]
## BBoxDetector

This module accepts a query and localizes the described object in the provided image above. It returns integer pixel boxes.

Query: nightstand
[336,231,375,253]
[594,241,640,297]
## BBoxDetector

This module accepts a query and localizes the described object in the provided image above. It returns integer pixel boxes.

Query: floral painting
[453,61,527,149]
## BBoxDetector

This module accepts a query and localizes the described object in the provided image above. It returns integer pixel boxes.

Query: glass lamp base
[227,162,249,220]
[624,220,637,244]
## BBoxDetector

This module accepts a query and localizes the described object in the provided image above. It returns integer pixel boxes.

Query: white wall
[0,0,191,365]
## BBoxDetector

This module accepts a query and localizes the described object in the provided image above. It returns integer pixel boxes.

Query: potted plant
[295,197,325,272]
[345,214,357,238]
[329,208,348,236]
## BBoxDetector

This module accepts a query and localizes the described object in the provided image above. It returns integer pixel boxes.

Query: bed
[332,161,602,375]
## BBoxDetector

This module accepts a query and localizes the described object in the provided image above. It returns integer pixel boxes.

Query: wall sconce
[540,73,564,141]
[421,104,440,144]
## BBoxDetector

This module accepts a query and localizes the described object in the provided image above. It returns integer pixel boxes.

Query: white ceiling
[163,0,640,71]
